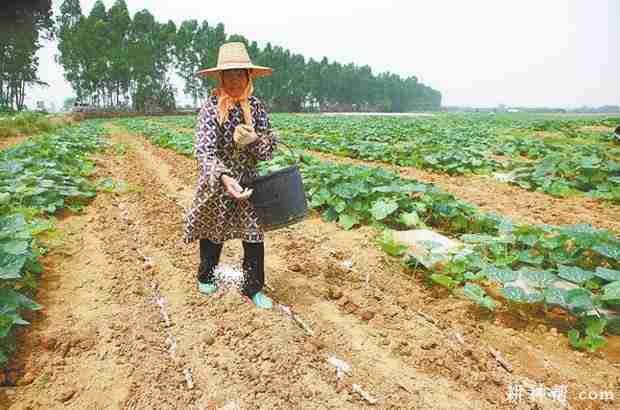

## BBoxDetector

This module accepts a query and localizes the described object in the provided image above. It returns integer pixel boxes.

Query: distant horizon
[25,0,619,111]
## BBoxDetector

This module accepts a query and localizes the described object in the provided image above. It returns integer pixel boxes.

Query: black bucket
[248,143,309,231]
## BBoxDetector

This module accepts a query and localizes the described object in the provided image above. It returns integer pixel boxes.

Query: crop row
[147,114,620,203]
[0,122,107,366]
[117,117,620,353]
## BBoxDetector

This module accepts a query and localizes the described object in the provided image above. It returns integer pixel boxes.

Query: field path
[4,122,619,409]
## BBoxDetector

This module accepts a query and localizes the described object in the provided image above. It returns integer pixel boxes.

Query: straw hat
[196,42,272,78]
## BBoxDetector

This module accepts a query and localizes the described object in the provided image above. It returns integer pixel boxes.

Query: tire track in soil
[104,123,619,409]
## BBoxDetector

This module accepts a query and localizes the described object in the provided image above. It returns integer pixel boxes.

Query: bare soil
[579,126,615,133]
[3,123,619,409]
[0,135,28,151]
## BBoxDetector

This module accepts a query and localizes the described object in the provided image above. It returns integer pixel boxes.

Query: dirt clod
[327,287,343,300]
[58,389,76,403]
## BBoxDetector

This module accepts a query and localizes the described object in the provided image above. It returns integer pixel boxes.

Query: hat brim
[196,63,272,78]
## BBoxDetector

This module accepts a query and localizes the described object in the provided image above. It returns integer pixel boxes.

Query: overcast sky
[27,0,619,109]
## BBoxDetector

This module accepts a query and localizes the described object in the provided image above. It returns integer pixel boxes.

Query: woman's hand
[221,174,253,200]
[233,124,259,147]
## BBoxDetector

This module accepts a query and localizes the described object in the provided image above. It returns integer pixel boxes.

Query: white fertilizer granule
[212,264,247,289]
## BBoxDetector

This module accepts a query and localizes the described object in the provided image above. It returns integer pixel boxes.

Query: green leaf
[593,245,620,260]
[0,252,27,279]
[501,285,544,303]
[461,234,510,244]
[517,250,544,266]
[338,214,358,230]
[585,335,607,353]
[557,265,595,285]
[0,313,16,338]
[567,329,583,349]
[464,271,486,281]
[540,235,564,250]
[565,288,595,314]
[601,281,620,301]
[373,183,425,193]
[0,289,42,311]
[370,200,398,220]
[430,273,459,289]
[606,316,620,335]
[463,283,496,310]
[522,270,557,288]
[0,348,7,366]
[584,317,607,337]
[595,267,620,282]
[321,208,338,222]
[24,258,43,275]
[333,199,347,213]
[2,239,29,255]
[398,211,420,227]
[543,287,569,307]
[333,183,357,199]
[376,230,407,257]
[483,266,518,284]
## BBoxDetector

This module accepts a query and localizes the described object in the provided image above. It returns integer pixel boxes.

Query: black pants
[197,238,265,297]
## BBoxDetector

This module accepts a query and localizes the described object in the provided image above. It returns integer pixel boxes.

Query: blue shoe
[198,282,218,295]
[251,291,273,309]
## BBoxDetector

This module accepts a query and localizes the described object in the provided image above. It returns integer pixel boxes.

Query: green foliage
[0,1,54,111]
[375,230,408,257]
[115,118,193,154]
[462,283,496,310]
[56,1,440,112]
[0,123,105,214]
[568,317,607,353]
[0,112,57,138]
[274,114,501,174]
[511,146,620,202]
[271,113,620,202]
[0,121,107,366]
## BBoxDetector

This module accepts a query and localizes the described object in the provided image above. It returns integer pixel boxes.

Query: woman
[183,42,277,309]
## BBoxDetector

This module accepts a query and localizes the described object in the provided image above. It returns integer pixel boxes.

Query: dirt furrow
[6,149,187,408]
[148,119,620,234]
[6,123,618,410]
[116,124,620,409]
[100,124,501,409]
[302,150,620,234]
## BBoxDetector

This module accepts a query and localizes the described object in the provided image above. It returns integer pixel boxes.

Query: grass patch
[0,112,57,138]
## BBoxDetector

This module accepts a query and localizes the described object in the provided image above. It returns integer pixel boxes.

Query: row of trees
[0,0,54,111]
[57,0,441,112]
